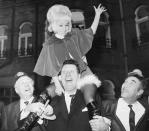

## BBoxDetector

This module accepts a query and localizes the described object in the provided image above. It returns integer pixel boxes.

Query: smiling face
[121,76,144,103]
[15,76,34,100]
[47,4,72,36]
[60,64,80,93]
[51,17,72,38]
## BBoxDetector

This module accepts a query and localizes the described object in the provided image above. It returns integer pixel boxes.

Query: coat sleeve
[75,28,94,56]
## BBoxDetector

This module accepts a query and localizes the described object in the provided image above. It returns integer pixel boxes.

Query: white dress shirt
[64,91,76,113]
[20,96,34,120]
[116,98,145,131]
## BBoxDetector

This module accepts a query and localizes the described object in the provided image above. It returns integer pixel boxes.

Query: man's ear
[59,75,62,81]
[48,24,53,32]
[78,74,81,79]
[15,87,19,94]
[138,89,144,96]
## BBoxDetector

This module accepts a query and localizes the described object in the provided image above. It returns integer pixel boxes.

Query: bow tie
[69,94,75,98]
[24,101,29,105]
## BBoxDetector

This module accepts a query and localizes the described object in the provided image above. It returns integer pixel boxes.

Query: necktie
[24,101,29,105]
[69,94,75,98]
[18,101,29,123]
[70,94,75,107]
[128,105,135,131]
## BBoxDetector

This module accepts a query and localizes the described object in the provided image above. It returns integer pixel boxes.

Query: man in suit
[90,69,149,131]
[2,72,55,131]
[46,59,110,131]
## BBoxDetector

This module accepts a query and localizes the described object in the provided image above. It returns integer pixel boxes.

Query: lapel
[15,101,20,118]
[69,90,86,118]
[135,104,146,128]
[54,90,86,120]
[15,96,35,120]
[12,101,20,127]
[113,101,127,131]
[59,94,69,119]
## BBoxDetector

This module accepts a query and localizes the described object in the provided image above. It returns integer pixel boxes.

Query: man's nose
[123,83,129,89]
[26,84,32,88]
[66,72,71,77]
[64,26,68,32]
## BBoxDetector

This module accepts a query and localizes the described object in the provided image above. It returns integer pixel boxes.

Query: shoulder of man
[102,99,118,114]
[5,100,19,110]
[138,96,149,110]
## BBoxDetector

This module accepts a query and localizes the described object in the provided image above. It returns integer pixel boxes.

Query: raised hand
[93,4,107,17]
[91,4,107,34]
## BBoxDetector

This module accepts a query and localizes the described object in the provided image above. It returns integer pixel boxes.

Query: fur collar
[77,74,101,89]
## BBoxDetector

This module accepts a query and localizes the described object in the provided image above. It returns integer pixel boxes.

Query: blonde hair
[46,4,72,32]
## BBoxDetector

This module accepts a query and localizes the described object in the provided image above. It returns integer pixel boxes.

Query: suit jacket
[0,101,5,131]
[2,100,44,131]
[46,90,91,131]
[103,99,149,131]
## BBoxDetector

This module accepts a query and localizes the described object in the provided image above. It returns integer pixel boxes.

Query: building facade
[0,0,149,104]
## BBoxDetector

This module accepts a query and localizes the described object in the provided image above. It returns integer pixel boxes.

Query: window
[135,5,149,45]
[0,86,19,104]
[0,25,8,59]
[18,22,33,57]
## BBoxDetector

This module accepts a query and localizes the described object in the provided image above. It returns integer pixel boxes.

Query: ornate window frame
[135,5,149,46]
[18,22,33,57]
[0,25,8,59]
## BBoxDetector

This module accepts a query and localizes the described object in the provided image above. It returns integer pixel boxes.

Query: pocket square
[82,107,88,112]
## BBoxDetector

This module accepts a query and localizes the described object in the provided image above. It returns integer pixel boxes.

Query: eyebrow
[131,79,137,83]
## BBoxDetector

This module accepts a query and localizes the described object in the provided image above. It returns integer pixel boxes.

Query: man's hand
[25,102,56,120]
[40,105,56,120]
[25,102,45,113]
[89,115,111,131]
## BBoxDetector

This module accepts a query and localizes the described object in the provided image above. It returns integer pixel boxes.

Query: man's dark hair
[127,72,147,90]
[62,59,80,73]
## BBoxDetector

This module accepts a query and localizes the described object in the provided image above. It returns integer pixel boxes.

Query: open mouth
[65,77,72,81]
[65,78,73,84]
[66,79,72,82]
[25,89,31,92]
